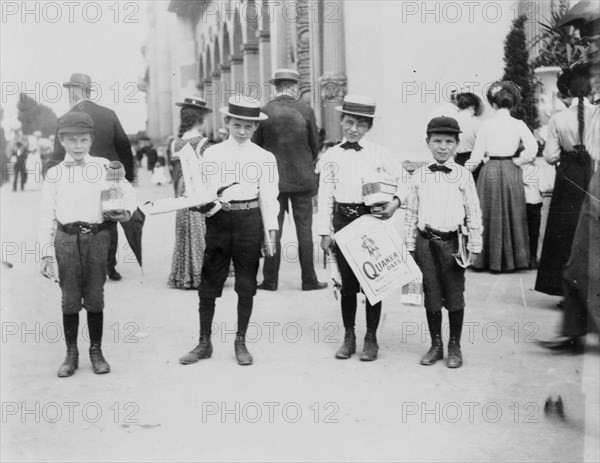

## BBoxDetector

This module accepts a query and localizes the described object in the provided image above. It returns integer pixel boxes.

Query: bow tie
[428,164,452,173]
[64,161,86,168]
[340,141,363,151]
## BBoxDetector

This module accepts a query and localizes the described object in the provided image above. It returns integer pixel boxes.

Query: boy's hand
[40,257,59,282]
[103,210,131,222]
[371,198,400,220]
[263,230,278,258]
[320,235,333,253]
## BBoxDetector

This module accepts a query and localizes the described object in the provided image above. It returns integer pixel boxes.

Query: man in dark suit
[51,73,134,281]
[253,69,327,291]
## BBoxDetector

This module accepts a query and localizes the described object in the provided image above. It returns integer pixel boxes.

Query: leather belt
[221,199,259,211]
[419,227,457,241]
[334,202,371,218]
[488,156,514,161]
[57,221,112,235]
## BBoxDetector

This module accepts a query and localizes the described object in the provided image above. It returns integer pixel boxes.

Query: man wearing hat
[253,68,327,292]
[179,95,279,366]
[317,95,407,361]
[39,112,137,377]
[404,116,482,368]
[50,73,135,281]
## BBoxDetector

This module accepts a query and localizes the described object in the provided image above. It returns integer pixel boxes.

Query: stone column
[271,0,291,71]
[211,71,222,136]
[258,30,272,102]
[230,54,244,95]
[242,43,261,101]
[308,0,322,128]
[319,0,346,142]
[220,63,232,103]
[201,79,214,136]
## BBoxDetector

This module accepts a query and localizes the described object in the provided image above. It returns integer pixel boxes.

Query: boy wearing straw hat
[39,112,137,377]
[317,95,407,361]
[179,95,279,366]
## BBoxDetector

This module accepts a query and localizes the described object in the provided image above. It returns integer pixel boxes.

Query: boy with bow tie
[403,116,483,368]
[39,112,136,377]
[317,95,407,361]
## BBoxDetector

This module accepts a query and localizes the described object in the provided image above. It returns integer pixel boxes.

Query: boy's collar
[429,159,457,168]
[64,153,91,165]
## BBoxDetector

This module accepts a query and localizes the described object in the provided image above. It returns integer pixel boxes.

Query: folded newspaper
[453,224,472,268]
[142,142,217,215]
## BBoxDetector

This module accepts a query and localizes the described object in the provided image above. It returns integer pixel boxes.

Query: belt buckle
[79,225,92,234]
[346,206,358,218]
[221,201,231,211]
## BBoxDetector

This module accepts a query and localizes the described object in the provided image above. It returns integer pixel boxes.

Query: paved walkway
[1,171,598,462]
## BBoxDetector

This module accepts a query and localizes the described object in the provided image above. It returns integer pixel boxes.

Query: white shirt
[202,138,280,231]
[469,108,538,169]
[316,137,408,235]
[403,160,483,252]
[543,98,595,165]
[39,154,137,259]
[455,109,481,153]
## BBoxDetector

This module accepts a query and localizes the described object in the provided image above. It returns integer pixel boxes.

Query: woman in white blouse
[535,70,594,296]
[468,81,538,272]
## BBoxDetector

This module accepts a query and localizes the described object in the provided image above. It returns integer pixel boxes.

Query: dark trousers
[332,210,382,331]
[13,157,27,191]
[261,191,318,286]
[414,233,465,312]
[526,203,542,263]
[199,208,264,298]
[55,229,111,314]
[108,223,118,272]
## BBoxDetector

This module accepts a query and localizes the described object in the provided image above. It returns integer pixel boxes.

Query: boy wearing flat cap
[179,95,279,366]
[317,95,407,362]
[39,112,137,377]
[403,116,483,368]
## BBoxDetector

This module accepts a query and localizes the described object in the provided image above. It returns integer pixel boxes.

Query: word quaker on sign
[334,215,421,305]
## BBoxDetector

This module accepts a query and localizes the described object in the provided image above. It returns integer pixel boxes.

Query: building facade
[142,0,569,160]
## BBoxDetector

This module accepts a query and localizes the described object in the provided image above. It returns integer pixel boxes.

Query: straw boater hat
[63,73,93,88]
[219,95,268,121]
[335,95,380,118]
[175,96,213,112]
[268,68,300,84]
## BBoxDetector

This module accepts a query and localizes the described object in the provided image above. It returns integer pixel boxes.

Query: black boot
[179,332,213,365]
[420,335,444,366]
[234,333,253,366]
[89,343,110,374]
[360,331,379,361]
[447,338,463,368]
[335,329,356,359]
[57,344,79,377]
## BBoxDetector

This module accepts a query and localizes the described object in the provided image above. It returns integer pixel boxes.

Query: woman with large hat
[167,97,213,289]
[468,81,538,272]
